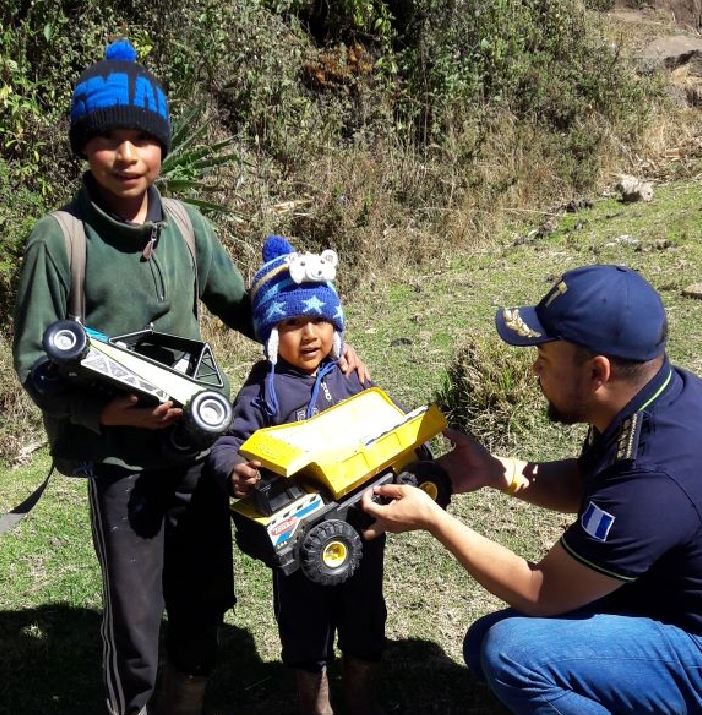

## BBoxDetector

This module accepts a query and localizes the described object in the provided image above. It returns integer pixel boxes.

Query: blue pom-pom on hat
[104,38,138,62]
[262,234,294,262]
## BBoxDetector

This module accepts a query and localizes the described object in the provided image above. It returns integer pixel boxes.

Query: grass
[4,173,702,714]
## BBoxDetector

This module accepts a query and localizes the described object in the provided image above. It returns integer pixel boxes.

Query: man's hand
[100,395,182,429]
[361,483,442,539]
[338,342,370,384]
[438,429,505,494]
[230,460,261,498]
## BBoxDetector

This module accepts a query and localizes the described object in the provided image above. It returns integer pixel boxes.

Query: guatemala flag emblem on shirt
[581,501,615,542]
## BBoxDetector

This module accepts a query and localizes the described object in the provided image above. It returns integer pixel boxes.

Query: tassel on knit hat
[251,235,345,418]
[69,38,171,157]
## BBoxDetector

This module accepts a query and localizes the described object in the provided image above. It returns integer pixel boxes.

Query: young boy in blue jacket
[209,236,386,715]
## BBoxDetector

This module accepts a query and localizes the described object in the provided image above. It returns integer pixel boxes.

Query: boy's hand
[339,342,371,384]
[230,461,262,498]
[100,395,182,429]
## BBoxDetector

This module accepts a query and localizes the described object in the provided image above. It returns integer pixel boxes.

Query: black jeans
[272,533,387,672]
[87,461,234,715]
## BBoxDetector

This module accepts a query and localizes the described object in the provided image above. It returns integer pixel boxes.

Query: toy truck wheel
[29,358,68,396]
[396,461,452,509]
[184,390,232,440]
[42,320,88,365]
[396,472,419,488]
[300,519,362,586]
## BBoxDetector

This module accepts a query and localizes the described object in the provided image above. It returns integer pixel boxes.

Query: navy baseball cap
[495,265,667,360]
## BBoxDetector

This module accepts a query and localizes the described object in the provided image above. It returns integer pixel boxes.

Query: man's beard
[546,400,582,425]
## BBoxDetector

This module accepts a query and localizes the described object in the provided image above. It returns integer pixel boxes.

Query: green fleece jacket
[13,179,252,470]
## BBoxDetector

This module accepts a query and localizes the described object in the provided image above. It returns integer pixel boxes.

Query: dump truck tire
[300,519,362,586]
[396,460,452,509]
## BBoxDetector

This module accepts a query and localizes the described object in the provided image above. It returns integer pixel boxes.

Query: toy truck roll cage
[230,387,451,586]
[32,319,233,454]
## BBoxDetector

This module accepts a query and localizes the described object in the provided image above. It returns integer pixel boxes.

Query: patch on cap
[543,280,568,307]
[502,308,542,338]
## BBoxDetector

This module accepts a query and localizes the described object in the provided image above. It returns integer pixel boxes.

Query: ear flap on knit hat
[332,330,343,360]
[266,327,279,364]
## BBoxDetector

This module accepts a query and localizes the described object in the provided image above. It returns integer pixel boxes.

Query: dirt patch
[615,0,702,31]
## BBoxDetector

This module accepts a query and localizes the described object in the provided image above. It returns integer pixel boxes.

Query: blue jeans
[463,608,702,714]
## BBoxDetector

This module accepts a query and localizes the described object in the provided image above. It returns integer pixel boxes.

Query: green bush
[0,158,47,332]
[584,0,615,9]
[0,1,128,188]
[391,0,649,143]
[263,0,394,43]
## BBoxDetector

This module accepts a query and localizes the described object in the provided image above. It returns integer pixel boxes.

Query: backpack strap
[162,197,199,323]
[51,202,86,322]
[0,465,54,534]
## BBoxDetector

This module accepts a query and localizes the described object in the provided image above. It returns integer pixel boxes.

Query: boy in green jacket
[12,38,250,715]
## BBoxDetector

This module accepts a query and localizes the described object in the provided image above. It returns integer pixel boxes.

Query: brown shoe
[153,662,208,715]
[342,657,386,715]
[295,667,334,715]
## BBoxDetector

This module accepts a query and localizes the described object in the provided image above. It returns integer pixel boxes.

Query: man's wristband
[497,456,528,493]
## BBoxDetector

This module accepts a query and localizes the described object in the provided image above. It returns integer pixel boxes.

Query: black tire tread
[300,519,362,586]
[396,460,452,509]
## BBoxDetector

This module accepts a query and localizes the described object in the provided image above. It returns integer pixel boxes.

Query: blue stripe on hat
[69,38,171,156]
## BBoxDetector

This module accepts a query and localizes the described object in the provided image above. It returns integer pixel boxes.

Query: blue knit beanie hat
[69,38,171,157]
[251,235,344,419]
[252,235,344,358]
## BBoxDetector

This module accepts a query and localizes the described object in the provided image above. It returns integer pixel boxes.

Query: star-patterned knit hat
[251,235,345,418]
[252,235,344,352]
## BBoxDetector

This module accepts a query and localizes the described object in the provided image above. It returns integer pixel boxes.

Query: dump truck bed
[239,387,446,500]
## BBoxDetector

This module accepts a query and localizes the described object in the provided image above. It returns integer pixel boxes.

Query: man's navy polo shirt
[560,357,702,634]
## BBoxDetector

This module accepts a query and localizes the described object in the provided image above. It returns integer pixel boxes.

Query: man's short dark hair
[573,317,668,382]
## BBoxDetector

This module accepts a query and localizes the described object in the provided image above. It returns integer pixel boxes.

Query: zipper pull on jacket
[141,225,160,260]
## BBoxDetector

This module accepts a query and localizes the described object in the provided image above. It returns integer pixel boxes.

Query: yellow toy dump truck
[230,387,451,586]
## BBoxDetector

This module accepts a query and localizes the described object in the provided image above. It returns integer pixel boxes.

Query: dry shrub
[199,312,261,388]
[628,101,702,181]
[0,336,43,465]
[435,334,546,451]
[443,107,641,245]
[225,140,450,293]
[435,334,587,459]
